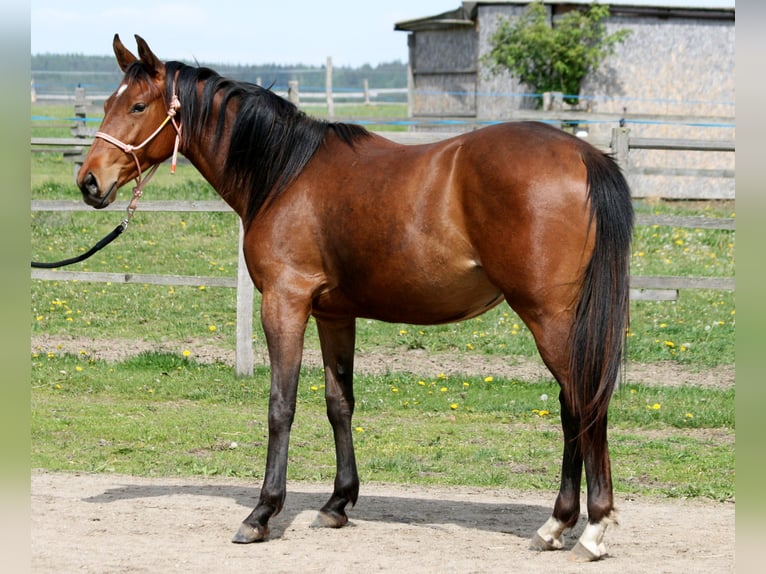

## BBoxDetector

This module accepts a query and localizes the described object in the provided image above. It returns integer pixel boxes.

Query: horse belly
[316,259,505,326]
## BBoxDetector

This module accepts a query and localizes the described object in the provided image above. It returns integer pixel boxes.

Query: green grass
[30,111,735,501]
[31,352,734,500]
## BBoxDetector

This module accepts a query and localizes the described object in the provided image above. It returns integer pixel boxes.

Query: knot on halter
[168,95,181,117]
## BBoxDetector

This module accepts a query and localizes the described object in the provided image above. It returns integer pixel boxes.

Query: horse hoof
[231,522,269,543]
[529,532,561,551]
[311,510,348,529]
[569,541,602,562]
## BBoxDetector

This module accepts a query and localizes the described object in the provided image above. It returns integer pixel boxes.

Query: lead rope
[31,95,182,269]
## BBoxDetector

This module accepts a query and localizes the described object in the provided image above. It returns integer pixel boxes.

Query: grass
[30,106,735,501]
[31,351,734,500]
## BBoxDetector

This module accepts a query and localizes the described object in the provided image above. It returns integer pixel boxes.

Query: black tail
[567,148,633,460]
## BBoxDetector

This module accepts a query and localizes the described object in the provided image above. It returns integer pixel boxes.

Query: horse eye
[131,103,147,113]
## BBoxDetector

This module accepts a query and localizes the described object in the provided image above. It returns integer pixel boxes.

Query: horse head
[76,35,176,208]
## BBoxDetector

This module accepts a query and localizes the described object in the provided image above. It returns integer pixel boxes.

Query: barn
[394,1,735,199]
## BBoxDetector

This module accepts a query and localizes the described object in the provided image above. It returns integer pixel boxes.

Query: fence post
[611,127,631,170]
[325,56,334,118]
[69,86,89,179]
[363,78,370,105]
[288,80,300,106]
[235,220,255,377]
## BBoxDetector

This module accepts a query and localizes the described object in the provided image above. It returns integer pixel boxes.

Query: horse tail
[567,147,633,462]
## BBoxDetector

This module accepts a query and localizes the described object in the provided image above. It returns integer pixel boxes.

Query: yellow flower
[75,366,83,372]
[450,403,459,410]
[664,341,675,348]
[484,376,494,383]
[440,387,448,393]
[466,343,474,350]
[355,426,364,432]
[685,413,694,419]
[208,325,217,332]
[182,350,191,357]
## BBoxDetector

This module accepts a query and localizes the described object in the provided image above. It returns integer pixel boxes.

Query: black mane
[163,61,370,224]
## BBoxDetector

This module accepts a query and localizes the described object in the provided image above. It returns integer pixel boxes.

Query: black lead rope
[31,218,129,269]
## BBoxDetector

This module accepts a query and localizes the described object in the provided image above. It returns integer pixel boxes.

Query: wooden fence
[30,190,734,376]
[32,89,735,375]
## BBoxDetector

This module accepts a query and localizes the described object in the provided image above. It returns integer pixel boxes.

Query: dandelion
[399,329,408,335]
[484,376,494,383]
[391,387,399,393]
[440,387,448,393]
[685,413,694,419]
[199,285,206,291]
[540,394,548,402]
[355,426,364,433]
[310,385,319,391]
[54,384,61,390]
[209,325,217,332]
[182,350,191,357]
[418,380,426,386]
[438,373,447,380]
[664,341,675,348]
[463,382,470,388]
[75,366,83,372]
[646,403,661,410]
[466,343,474,350]
[450,403,459,410]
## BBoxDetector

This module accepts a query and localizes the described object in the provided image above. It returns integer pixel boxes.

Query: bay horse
[76,35,633,561]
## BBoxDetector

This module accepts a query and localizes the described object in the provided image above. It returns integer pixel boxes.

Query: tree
[485,1,631,107]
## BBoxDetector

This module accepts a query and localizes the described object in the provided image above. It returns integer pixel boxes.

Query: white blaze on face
[116,84,128,97]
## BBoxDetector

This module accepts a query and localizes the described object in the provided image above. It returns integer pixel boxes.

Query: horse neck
[179,89,249,218]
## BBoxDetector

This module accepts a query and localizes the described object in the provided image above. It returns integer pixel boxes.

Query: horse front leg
[312,316,359,529]
[232,290,310,544]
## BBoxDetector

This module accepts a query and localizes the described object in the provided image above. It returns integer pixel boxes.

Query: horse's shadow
[83,481,554,541]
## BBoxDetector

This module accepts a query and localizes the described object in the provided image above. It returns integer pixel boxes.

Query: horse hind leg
[521,307,615,561]
[312,317,359,529]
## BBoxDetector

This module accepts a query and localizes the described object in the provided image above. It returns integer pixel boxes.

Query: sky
[31,0,735,67]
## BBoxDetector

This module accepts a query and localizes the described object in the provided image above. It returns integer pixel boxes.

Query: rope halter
[94,94,182,221]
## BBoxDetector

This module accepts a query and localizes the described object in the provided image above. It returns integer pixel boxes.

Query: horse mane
[162,61,370,225]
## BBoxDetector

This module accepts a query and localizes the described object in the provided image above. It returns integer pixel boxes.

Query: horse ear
[134,35,164,77]
[113,34,138,72]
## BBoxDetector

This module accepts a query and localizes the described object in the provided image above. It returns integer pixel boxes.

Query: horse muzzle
[78,171,117,209]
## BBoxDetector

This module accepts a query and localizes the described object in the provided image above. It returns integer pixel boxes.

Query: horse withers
[76,35,633,561]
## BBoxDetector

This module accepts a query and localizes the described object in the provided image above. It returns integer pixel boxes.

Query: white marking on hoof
[531,516,566,551]
[571,512,616,561]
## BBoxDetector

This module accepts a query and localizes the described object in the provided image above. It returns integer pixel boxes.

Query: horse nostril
[80,172,98,195]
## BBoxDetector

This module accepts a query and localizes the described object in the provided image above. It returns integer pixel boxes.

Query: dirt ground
[31,470,734,573]
[31,336,735,572]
